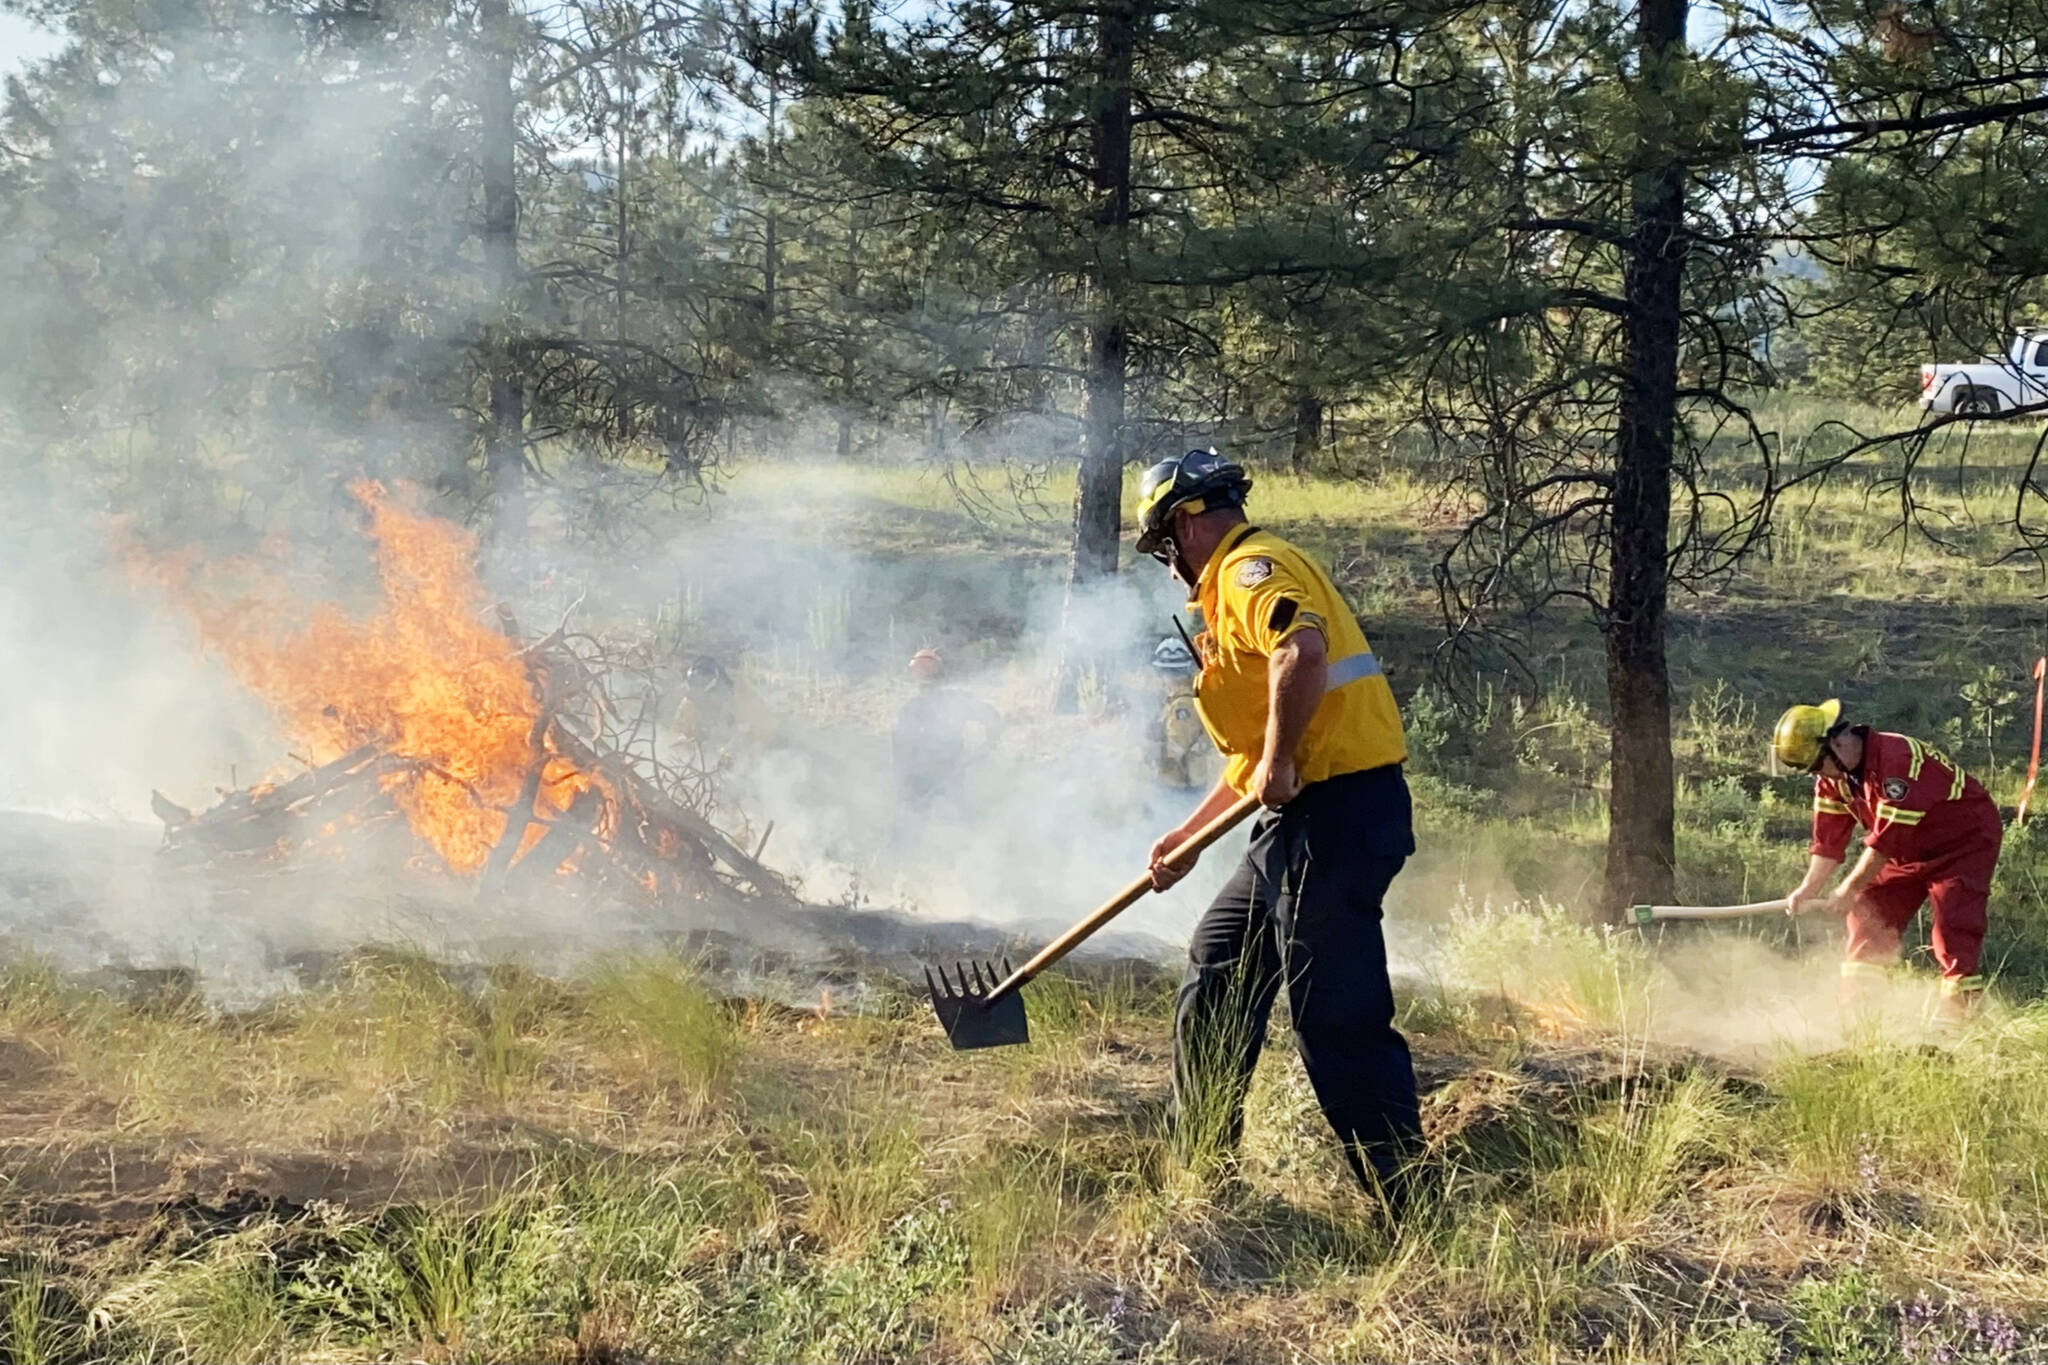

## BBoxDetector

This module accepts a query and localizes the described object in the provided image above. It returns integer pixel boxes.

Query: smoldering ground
[1429,890,1979,1061]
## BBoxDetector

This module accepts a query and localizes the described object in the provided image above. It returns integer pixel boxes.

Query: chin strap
[1160,536,1197,589]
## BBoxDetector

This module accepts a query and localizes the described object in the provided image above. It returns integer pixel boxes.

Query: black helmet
[1134,449,1252,557]
[685,656,731,693]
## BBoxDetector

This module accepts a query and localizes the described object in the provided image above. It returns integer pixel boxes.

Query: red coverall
[1811,727,2002,994]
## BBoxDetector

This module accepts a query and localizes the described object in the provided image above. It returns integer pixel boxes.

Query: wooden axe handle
[1630,899,1791,924]
[983,793,1263,1003]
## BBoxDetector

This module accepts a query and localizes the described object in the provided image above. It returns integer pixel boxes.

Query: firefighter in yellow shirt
[1138,449,1419,1216]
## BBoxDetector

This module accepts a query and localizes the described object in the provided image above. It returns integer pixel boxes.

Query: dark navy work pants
[1171,764,1421,1198]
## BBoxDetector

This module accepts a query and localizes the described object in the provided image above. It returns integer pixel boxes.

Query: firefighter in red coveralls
[1774,699,2003,1022]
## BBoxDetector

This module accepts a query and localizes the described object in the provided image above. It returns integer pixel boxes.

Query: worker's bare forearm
[1790,849,1885,913]
[1150,777,1239,889]
[1794,854,1842,896]
[1262,629,1327,768]
[1840,847,1888,895]
[1177,778,1239,840]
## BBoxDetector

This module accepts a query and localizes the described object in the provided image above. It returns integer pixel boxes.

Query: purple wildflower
[1979,1307,2021,1360]
[1902,1293,1936,1365]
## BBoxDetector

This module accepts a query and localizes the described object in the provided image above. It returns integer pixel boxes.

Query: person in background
[892,648,1003,815]
[1148,635,1215,790]
[1775,698,2003,1024]
[671,656,778,762]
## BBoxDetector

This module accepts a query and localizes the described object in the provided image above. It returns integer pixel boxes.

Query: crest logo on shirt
[1883,777,1909,801]
[1235,557,1274,588]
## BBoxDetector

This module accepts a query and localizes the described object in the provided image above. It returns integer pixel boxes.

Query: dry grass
[9,417,2048,1360]
[2,934,2047,1362]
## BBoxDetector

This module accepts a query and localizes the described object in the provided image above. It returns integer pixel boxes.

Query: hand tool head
[925,959,1029,1050]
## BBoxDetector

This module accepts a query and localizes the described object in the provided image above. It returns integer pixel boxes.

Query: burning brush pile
[142,482,785,910]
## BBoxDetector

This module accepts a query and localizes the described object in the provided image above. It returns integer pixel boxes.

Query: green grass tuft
[581,954,739,1108]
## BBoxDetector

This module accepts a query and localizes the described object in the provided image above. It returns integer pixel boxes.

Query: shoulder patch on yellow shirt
[1235,557,1274,588]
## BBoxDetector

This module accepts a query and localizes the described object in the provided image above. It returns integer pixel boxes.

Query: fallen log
[476,705,554,902]
[165,745,393,856]
[503,788,607,898]
[545,717,790,900]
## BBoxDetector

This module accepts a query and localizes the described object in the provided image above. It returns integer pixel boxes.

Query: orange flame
[158,481,590,872]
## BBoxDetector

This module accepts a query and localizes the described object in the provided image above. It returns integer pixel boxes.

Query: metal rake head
[924,958,1029,1051]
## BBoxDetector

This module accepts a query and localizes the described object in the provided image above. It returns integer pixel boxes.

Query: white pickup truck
[1921,331,2048,417]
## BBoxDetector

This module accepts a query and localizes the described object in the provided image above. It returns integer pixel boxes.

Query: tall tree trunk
[479,0,525,548]
[761,30,779,329]
[613,34,632,439]
[1052,0,1134,712]
[1073,313,1127,573]
[1022,285,1051,414]
[1290,390,1323,473]
[836,212,858,461]
[1603,0,1687,912]
[1074,0,1134,581]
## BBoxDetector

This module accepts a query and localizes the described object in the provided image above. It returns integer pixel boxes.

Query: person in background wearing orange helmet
[1775,698,2004,1023]
[892,648,1003,816]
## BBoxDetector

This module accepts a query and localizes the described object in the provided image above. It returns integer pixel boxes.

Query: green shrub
[1787,1268,1899,1364]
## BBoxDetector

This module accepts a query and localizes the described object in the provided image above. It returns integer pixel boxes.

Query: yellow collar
[1195,523,1261,601]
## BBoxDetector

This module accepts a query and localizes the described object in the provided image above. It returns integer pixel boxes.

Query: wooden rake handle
[1630,899,1791,924]
[982,792,1263,1004]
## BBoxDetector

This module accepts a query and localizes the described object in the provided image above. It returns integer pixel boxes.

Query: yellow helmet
[1771,698,1843,775]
